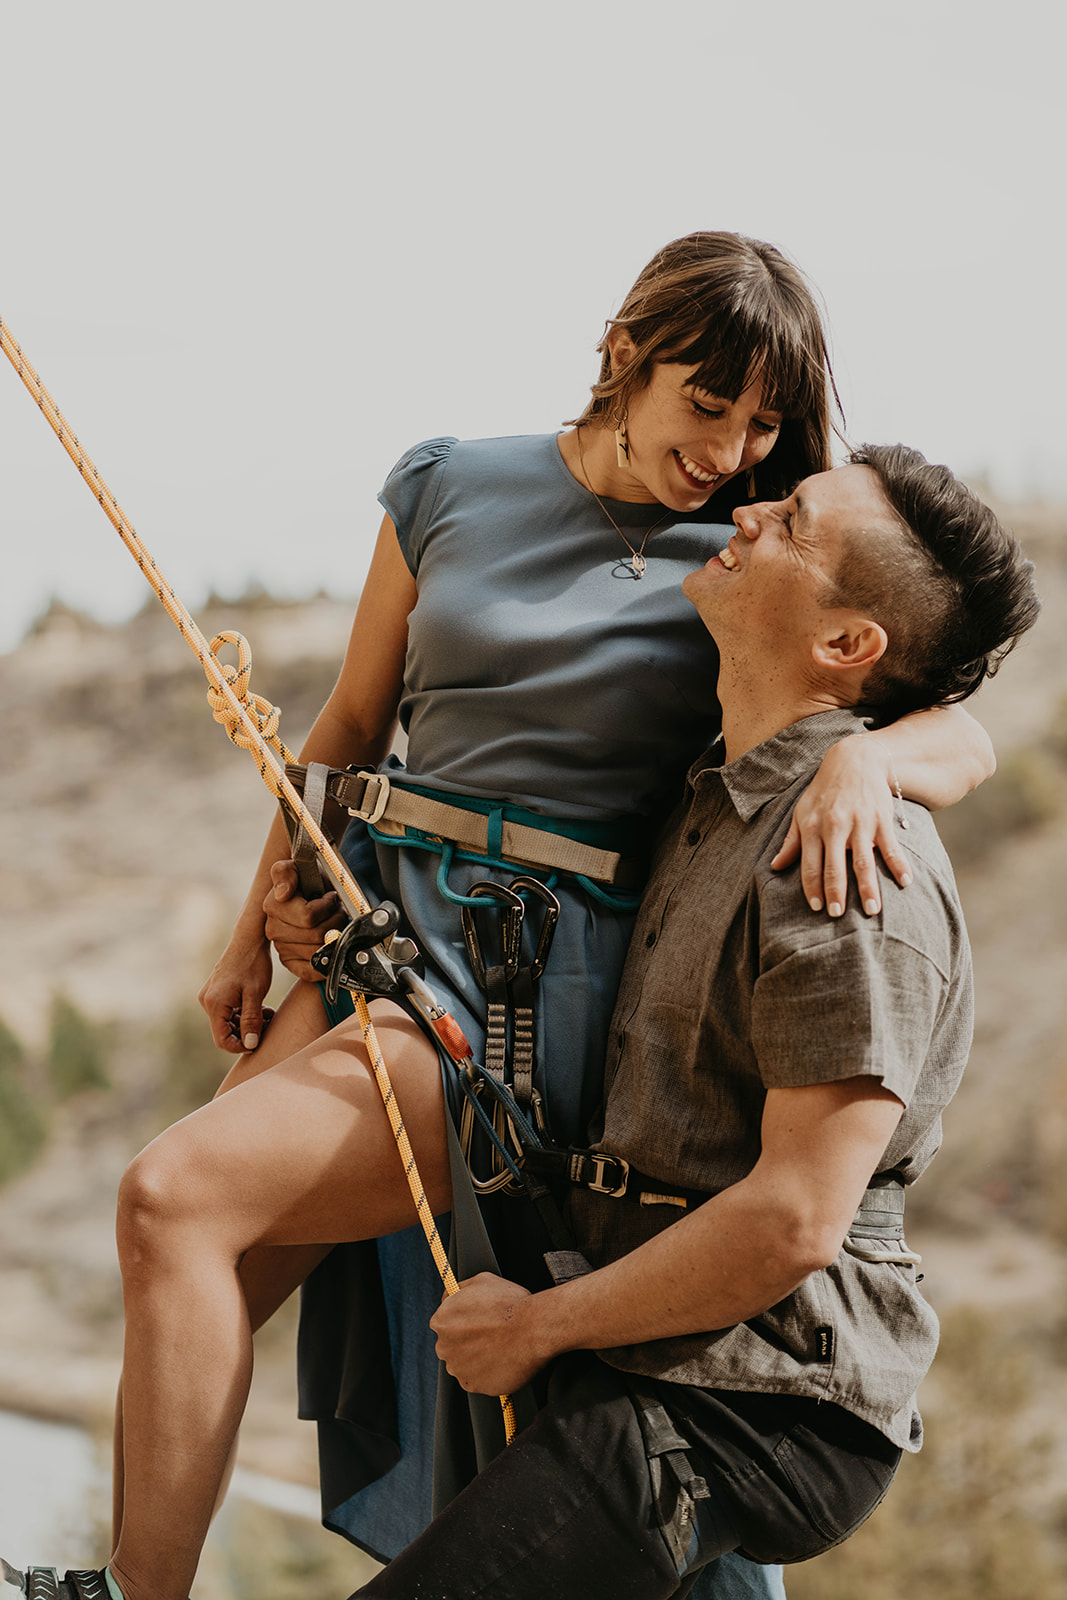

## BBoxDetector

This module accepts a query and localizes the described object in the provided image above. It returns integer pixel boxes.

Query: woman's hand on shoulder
[771,733,912,917]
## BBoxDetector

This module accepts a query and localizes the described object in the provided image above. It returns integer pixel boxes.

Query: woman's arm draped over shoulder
[198,515,417,1051]
[772,702,994,918]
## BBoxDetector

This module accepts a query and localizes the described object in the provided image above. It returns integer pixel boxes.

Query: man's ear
[812,615,888,675]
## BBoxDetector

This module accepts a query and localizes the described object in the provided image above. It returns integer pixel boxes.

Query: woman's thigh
[127,999,450,1255]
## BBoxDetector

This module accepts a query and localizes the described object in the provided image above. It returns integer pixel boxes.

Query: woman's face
[612,334,784,512]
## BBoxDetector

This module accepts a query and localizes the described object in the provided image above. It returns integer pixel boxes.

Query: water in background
[0,1410,99,1570]
[0,1408,330,1576]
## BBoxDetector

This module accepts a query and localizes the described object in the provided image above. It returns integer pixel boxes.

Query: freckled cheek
[743,433,779,468]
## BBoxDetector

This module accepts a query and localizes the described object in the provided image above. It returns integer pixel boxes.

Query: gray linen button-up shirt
[569,706,973,1450]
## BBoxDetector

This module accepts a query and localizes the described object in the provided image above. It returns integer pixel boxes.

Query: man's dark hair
[828,444,1041,715]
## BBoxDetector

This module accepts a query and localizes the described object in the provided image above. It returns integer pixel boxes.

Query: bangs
[666,295,825,422]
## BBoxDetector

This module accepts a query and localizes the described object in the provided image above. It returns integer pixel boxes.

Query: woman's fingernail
[828,901,843,918]
[864,898,879,916]
[244,1033,259,1051]
[809,897,823,912]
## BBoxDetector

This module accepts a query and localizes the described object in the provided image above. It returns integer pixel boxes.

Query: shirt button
[687,828,701,846]
[645,930,657,947]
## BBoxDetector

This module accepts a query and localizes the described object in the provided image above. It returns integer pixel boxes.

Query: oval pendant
[630,554,646,578]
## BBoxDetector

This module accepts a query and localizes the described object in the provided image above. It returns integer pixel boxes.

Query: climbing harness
[0,319,518,1443]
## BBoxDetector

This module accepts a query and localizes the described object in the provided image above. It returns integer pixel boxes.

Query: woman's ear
[605,326,637,377]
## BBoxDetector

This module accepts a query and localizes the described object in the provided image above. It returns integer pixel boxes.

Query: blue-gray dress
[296,435,785,1600]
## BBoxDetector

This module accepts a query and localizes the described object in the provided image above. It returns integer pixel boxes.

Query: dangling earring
[615,416,630,470]
[746,467,756,498]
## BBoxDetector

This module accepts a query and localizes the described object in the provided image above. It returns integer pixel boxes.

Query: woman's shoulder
[383,433,562,515]
[381,435,563,566]
[389,433,558,475]
[383,435,458,484]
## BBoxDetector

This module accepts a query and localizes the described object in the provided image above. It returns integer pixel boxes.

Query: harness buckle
[347,769,392,826]
[577,1152,630,1197]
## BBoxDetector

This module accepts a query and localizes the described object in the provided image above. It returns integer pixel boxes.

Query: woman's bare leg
[107,999,449,1600]
[110,1240,329,1545]
[111,979,333,1545]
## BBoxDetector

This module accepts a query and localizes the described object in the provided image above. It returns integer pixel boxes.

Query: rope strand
[0,317,515,1444]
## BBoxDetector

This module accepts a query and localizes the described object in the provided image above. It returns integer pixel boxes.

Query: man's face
[682,464,893,678]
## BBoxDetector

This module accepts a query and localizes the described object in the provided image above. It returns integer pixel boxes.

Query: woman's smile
[675,450,721,489]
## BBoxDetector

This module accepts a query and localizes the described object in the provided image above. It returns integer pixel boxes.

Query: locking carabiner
[507,876,561,979]
[460,880,525,991]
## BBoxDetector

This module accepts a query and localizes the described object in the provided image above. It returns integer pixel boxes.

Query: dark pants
[352,1354,901,1599]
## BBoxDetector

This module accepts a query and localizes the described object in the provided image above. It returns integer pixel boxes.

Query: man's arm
[430,1077,904,1396]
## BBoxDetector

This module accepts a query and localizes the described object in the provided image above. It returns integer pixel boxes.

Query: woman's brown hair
[571,232,839,507]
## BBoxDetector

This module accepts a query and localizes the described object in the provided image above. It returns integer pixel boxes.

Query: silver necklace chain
[576,428,672,579]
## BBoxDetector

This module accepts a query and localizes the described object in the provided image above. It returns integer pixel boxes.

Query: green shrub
[160,1002,233,1122]
[0,1012,26,1073]
[0,1015,48,1184]
[46,993,111,1098]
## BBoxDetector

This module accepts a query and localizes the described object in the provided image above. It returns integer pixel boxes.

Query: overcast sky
[1,0,1063,651]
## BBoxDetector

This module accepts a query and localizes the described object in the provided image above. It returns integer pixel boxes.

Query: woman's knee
[116,1134,212,1275]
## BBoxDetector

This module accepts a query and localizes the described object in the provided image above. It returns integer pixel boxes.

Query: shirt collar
[691,707,876,822]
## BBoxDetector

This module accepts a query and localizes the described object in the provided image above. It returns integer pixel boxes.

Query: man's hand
[263,859,348,979]
[430,1273,548,1395]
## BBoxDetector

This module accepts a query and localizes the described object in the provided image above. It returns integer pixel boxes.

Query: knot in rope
[205,632,292,783]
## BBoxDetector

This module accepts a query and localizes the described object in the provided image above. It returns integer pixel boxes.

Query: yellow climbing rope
[0,317,517,1444]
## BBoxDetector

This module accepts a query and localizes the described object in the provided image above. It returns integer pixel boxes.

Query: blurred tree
[46,993,110,1098]
[160,1001,232,1123]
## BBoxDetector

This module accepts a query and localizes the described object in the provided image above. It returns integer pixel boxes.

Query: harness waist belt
[298,766,638,887]
[530,1147,908,1237]
[846,1181,906,1239]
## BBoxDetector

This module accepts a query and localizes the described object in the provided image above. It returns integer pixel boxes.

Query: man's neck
[718,672,849,763]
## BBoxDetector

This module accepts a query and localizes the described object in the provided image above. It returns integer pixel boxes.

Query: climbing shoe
[1,1563,113,1600]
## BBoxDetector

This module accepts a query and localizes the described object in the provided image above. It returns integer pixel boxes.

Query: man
[358,446,1039,1596]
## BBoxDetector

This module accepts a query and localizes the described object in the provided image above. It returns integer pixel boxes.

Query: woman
[6,234,991,1600]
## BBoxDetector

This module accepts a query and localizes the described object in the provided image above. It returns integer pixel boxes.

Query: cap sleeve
[378,436,457,575]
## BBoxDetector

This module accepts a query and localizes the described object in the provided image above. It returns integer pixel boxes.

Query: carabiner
[460,880,525,990]
[507,876,561,980]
